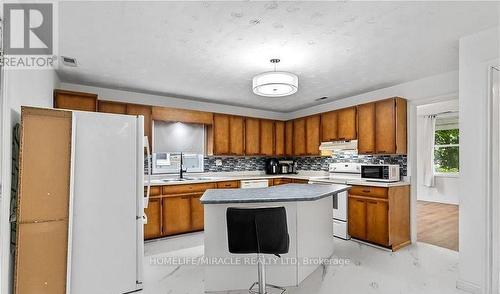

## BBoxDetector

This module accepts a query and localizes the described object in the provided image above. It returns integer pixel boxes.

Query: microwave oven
[360,164,400,182]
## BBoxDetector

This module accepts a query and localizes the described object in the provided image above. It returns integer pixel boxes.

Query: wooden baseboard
[392,240,412,252]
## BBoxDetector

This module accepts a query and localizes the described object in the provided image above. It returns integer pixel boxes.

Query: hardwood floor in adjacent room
[417,200,459,251]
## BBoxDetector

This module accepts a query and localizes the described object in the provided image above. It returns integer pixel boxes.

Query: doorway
[415,100,460,251]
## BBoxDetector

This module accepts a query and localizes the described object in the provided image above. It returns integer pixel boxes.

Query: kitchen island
[200,183,350,292]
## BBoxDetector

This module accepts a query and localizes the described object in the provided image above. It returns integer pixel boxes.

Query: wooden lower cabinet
[162,195,192,235]
[348,197,367,240]
[292,179,308,184]
[273,178,292,185]
[190,193,205,231]
[145,183,216,240]
[144,198,162,239]
[348,185,410,251]
[366,199,389,246]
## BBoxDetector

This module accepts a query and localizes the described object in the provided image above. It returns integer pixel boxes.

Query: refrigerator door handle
[144,136,151,209]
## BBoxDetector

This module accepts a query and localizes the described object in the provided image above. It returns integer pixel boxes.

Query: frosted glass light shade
[252,71,298,97]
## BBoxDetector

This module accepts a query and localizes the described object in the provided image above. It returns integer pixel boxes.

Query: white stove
[309,163,361,240]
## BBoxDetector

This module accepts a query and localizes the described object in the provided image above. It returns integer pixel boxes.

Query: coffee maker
[278,160,297,174]
[265,158,279,174]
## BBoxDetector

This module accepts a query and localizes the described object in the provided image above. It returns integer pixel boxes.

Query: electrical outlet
[215,159,223,166]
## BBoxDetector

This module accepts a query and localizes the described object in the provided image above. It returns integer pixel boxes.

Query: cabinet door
[260,119,275,156]
[275,121,285,156]
[213,114,230,155]
[366,200,389,246]
[337,107,357,140]
[245,118,261,155]
[305,115,321,155]
[348,197,366,240]
[98,100,127,114]
[190,193,204,231]
[162,196,191,235]
[144,198,161,239]
[357,103,376,154]
[293,118,306,156]
[127,104,152,146]
[229,116,245,155]
[321,111,338,141]
[53,90,97,111]
[273,178,292,185]
[285,121,294,156]
[375,99,396,154]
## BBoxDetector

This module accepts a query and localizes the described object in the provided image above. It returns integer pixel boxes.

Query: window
[433,114,459,174]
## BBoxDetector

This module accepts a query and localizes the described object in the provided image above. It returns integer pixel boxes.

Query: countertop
[200,183,351,204]
[144,172,410,188]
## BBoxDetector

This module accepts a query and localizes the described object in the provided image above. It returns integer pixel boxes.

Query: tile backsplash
[203,151,407,176]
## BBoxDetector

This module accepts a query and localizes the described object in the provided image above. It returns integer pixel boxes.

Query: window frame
[433,116,460,177]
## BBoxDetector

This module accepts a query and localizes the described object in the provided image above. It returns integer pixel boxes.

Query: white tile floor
[143,233,466,294]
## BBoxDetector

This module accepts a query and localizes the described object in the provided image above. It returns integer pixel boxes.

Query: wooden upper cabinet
[375,98,407,154]
[245,117,261,155]
[53,89,97,112]
[213,114,230,155]
[260,120,275,156]
[126,103,152,145]
[337,107,357,140]
[275,121,285,156]
[98,100,127,114]
[213,114,245,156]
[293,118,306,156]
[321,111,338,142]
[357,102,376,154]
[285,121,294,156]
[305,115,321,155]
[229,116,245,155]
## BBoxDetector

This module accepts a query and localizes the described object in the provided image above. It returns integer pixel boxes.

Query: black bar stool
[226,207,290,294]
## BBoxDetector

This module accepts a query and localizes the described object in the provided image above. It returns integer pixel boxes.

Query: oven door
[361,165,384,180]
[333,191,347,221]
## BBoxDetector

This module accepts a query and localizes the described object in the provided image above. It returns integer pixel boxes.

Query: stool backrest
[226,207,289,256]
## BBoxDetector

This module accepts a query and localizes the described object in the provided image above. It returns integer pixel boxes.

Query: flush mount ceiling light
[252,59,298,97]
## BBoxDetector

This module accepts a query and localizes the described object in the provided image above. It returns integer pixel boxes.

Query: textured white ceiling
[58,1,499,112]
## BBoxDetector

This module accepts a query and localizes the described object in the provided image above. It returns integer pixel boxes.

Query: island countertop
[200,183,350,204]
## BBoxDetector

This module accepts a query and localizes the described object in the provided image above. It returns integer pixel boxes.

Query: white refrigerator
[68,110,145,294]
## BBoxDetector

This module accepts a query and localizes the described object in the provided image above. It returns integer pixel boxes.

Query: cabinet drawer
[162,183,216,195]
[216,181,239,189]
[350,186,388,198]
[147,186,161,196]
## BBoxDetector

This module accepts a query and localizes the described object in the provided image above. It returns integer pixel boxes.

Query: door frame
[487,62,500,294]
[408,92,458,243]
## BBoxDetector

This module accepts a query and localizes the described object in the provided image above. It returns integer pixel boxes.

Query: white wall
[458,26,499,293]
[416,100,460,205]
[0,68,60,294]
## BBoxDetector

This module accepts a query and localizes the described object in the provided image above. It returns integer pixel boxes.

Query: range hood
[319,140,358,151]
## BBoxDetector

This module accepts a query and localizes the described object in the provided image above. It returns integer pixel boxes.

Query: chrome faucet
[179,152,187,179]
